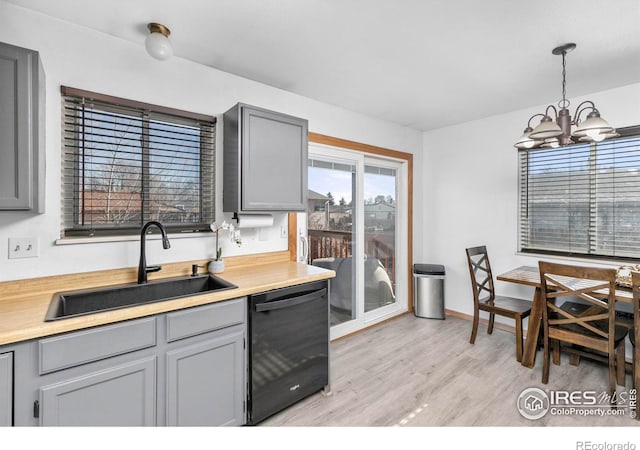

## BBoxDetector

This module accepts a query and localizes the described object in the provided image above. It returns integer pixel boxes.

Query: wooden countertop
[0,261,335,346]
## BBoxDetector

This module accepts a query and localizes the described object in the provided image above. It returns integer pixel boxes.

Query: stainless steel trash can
[413,264,445,319]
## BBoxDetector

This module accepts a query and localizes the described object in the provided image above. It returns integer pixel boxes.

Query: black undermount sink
[45,274,238,321]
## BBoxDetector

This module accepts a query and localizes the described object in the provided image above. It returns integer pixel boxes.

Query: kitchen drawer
[39,317,157,374]
[165,298,245,343]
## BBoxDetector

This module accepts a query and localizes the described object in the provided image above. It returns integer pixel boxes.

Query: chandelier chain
[559,51,569,109]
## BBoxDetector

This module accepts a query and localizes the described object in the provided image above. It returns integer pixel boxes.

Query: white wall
[0,2,423,281]
[422,82,640,319]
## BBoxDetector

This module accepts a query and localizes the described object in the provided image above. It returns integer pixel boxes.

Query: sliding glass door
[363,163,398,317]
[307,156,357,327]
[307,144,408,339]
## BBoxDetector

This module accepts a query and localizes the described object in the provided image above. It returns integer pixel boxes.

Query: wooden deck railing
[308,228,396,285]
[308,229,352,262]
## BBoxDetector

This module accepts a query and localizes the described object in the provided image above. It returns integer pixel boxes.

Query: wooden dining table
[497,265,639,392]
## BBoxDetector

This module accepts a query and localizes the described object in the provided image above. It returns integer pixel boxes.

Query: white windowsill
[515,251,634,268]
[55,231,208,246]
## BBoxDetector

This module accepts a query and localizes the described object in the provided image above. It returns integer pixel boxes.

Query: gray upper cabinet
[223,103,308,213]
[0,42,45,213]
[0,352,12,426]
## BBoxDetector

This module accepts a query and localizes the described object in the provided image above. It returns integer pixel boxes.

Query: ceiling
[6,0,640,131]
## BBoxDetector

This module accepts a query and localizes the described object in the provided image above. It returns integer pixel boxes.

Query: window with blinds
[519,126,640,260]
[61,87,215,237]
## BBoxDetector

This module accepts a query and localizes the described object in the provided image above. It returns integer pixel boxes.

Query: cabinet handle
[33,400,40,418]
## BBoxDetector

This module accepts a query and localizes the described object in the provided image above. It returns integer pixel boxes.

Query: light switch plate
[8,237,39,259]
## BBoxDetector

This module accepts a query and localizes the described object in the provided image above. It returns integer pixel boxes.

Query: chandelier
[514,43,617,150]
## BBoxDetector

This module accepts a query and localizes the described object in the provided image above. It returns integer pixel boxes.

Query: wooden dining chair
[465,246,532,362]
[539,261,627,404]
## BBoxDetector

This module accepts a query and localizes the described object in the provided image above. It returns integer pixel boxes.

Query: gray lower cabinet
[0,352,12,426]
[39,356,156,426]
[0,41,45,212]
[3,297,246,426]
[166,329,245,426]
[223,103,308,213]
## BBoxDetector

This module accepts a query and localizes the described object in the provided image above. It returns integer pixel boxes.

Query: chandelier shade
[528,116,563,140]
[572,110,615,138]
[514,127,538,150]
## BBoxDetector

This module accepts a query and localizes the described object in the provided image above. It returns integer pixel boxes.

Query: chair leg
[552,340,560,366]
[631,360,640,420]
[470,309,479,344]
[608,350,617,408]
[634,350,637,390]
[616,342,625,387]
[515,316,523,363]
[633,350,638,420]
[542,329,550,384]
[569,352,581,366]
[633,350,639,421]
[487,313,495,335]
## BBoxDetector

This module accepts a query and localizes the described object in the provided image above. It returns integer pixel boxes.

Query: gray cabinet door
[166,330,245,426]
[0,352,12,426]
[0,42,44,212]
[241,106,308,211]
[39,356,156,426]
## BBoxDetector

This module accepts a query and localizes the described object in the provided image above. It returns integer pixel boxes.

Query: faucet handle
[191,264,205,276]
[146,265,162,274]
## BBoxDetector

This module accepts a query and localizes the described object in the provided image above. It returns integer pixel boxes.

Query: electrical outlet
[280,226,288,239]
[8,237,39,259]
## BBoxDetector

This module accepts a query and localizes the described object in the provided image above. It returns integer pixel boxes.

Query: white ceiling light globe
[145,32,173,60]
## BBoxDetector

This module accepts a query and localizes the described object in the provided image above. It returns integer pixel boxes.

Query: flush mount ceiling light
[514,43,617,150]
[145,22,173,61]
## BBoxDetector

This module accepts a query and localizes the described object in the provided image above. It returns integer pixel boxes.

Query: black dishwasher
[247,280,329,425]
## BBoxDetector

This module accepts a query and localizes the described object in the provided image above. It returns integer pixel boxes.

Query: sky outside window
[308,165,396,204]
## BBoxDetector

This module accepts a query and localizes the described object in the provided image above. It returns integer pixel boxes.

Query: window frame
[60,86,216,238]
[518,125,640,262]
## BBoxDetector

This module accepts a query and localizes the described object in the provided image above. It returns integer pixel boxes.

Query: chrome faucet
[138,221,171,284]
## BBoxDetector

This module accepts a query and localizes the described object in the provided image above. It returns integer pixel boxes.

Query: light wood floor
[263,313,638,426]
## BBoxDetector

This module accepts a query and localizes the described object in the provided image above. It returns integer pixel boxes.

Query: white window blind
[61,87,215,237]
[519,126,640,259]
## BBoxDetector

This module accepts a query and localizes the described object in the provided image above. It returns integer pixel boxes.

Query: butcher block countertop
[0,256,335,346]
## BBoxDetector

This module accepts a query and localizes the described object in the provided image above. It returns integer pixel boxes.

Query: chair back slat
[465,246,495,305]
[546,301,609,338]
[543,275,611,308]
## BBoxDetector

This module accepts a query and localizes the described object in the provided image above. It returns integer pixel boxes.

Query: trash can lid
[413,264,445,275]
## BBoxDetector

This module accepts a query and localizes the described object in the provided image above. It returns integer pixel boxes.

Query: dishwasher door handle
[255,288,327,312]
